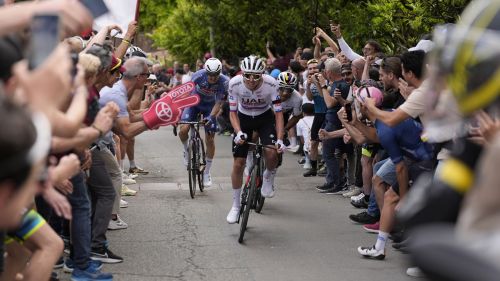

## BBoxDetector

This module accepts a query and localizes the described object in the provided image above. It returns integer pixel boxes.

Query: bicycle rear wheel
[188,139,197,198]
[238,167,257,243]
[197,137,206,192]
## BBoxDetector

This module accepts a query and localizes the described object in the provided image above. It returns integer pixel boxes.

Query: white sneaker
[203,173,212,187]
[303,162,312,169]
[261,181,275,198]
[343,186,362,198]
[406,267,425,278]
[122,177,136,185]
[127,173,138,179]
[287,144,300,153]
[119,199,128,208]
[108,216,128,230]
[226,207,240,224]
[351,192,365,202]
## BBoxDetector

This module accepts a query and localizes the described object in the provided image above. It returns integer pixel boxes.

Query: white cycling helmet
[277,71,297,88]
[240,55,265,74]
[204,58,222,74]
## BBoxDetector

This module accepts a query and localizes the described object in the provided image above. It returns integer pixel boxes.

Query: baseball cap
[166,67,174,75]
[110,55,126,73]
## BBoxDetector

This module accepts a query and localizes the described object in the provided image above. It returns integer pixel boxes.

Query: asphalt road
[60,127,420,281]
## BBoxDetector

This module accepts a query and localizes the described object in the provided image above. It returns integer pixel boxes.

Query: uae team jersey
[191,69,230,105]
[228,74,282,116]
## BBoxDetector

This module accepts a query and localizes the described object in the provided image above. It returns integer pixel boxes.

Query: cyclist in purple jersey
[178,58,229,187]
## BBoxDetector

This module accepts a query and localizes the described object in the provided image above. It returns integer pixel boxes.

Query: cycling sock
[182,140,188,152]
[205,158,213,175]
[375,231,388,251]
[263,169,276,184]
[290,137,297,147]
[232,188,241,208]
[310,160,318,170]
[129,160,136,169]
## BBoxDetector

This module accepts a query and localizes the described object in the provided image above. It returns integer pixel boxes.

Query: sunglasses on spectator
[139,72,151,77]
[341,71,352,77]
[243,73,262,81]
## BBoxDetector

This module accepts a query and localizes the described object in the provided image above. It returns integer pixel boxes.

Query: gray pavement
[61,127,420,281]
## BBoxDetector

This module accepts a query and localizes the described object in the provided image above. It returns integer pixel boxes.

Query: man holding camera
[313,58,351,194]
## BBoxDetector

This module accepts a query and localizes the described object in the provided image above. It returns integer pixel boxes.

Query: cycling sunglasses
[243,73,262,81]
[279,87,294,94]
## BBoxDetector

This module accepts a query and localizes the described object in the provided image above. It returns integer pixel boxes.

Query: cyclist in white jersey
[226,55,286,224]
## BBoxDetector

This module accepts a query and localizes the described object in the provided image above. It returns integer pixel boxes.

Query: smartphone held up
[28,14,61,70]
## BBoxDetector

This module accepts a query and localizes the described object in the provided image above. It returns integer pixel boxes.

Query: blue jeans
[367,188,380,218]
[322,112,342,186]
[68,171,92,270]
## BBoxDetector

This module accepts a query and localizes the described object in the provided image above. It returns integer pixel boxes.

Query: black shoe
[324,185,346,195]
[303,169,317,177]
[298,157,305,165]
[53,256,64,269]
[349,211,379,224]
[91,247,123,264]
[392,238,409,250]
[50,271,59,281]
[350,196,369,208]
[389,230,406,243]
[316,183,333,192]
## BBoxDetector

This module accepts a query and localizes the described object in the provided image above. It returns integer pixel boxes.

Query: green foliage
[140,0,470,63]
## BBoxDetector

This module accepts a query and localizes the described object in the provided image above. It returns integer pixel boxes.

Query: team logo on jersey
[241,98,265,105]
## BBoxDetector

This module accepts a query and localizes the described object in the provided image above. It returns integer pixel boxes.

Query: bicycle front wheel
[197,137,206,192]
[239,167,257,243]
[255,156,265,213]
[188,139,197,198]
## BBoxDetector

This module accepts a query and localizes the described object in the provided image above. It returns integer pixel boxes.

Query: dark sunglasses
[341,72,352,77]
[243,73,262,81]
[207,72,220,77]
[279,87,294,93]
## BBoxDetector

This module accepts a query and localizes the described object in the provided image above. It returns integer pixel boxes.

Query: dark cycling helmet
[435,0,500,116]
[204,58,222,74]
[240,55,265,74]
[277,71,297,88]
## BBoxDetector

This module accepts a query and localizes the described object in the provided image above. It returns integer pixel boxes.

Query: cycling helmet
[357,86,384,108]
[435,0,500,116]
[277,71,297,88]
[240,55,265,74]
[126,45,147,58]
[204,58,222,74]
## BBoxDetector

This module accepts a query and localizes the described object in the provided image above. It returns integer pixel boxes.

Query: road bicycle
[177,119,207,198]
[238,141,276,243]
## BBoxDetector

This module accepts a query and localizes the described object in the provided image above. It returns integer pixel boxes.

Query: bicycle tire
[188,139,197,198]
[255,156,266,213]
[238,167,257,243]
[197,137,206,192]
